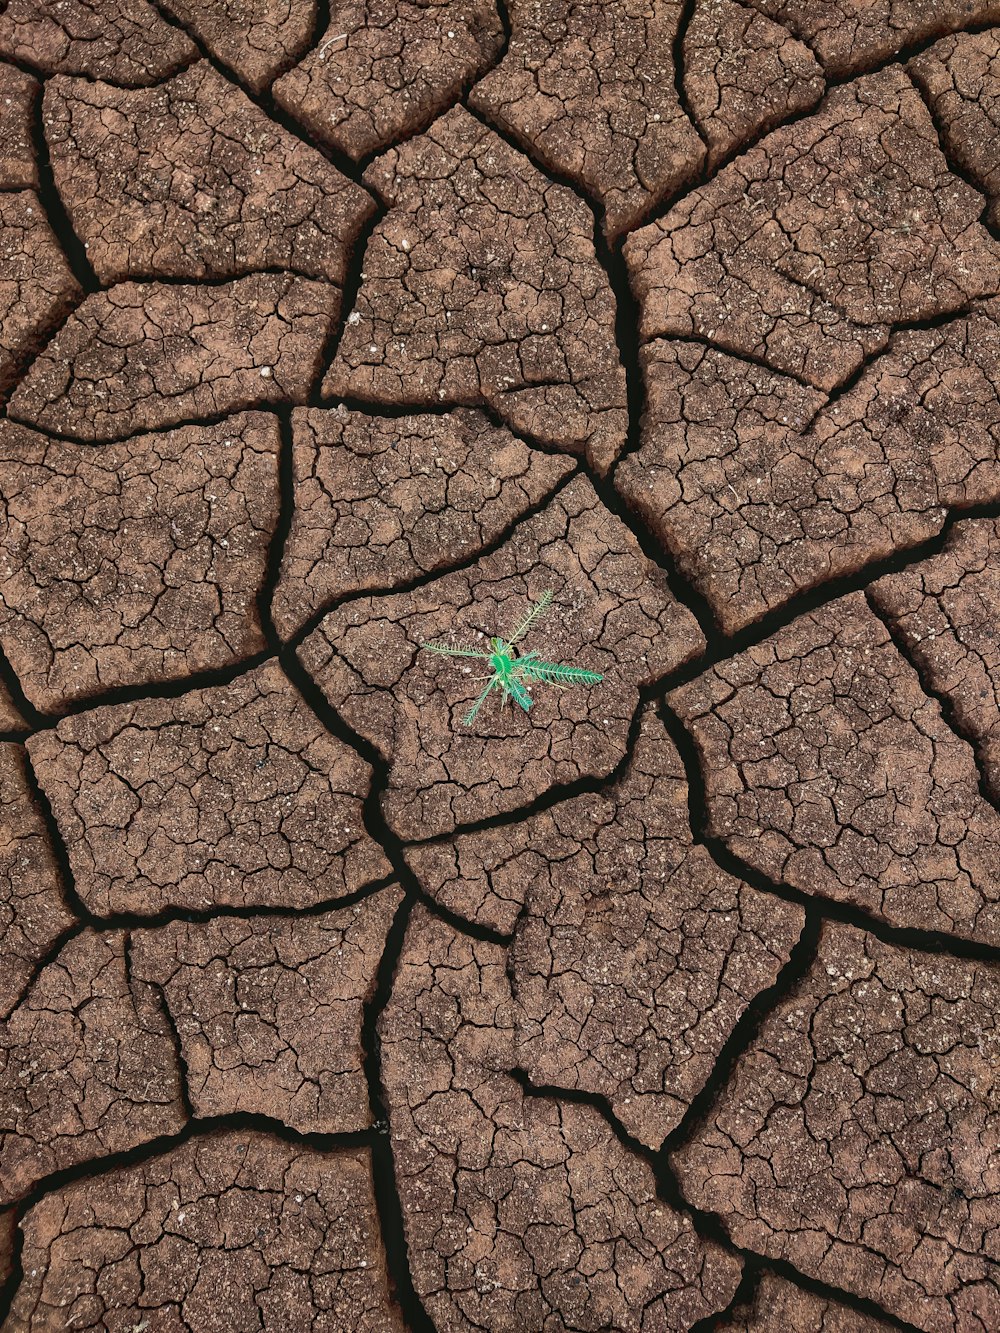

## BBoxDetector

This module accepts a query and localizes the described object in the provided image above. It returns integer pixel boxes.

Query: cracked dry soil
[2,3,1000,1332]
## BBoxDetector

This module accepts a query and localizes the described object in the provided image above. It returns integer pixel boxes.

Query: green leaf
[504,674,534,713]
[516,659,603,686]
[505,589,554,646]
[463,675,502,724]
[422,641,490,659]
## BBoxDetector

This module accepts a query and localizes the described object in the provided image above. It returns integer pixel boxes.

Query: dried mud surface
[1,4,1000,1332]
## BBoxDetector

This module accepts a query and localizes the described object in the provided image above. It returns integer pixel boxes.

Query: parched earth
[2,2,1000,1331]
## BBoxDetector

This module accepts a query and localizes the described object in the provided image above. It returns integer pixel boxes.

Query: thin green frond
[505,589,554,646]
[515,659,604,686]
[422,641,490,659]
[463,675,502,725]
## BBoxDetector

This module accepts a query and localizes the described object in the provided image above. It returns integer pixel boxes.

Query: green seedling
[421,589,604,726]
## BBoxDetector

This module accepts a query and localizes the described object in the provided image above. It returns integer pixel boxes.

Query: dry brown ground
[2,2,1000,1330]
